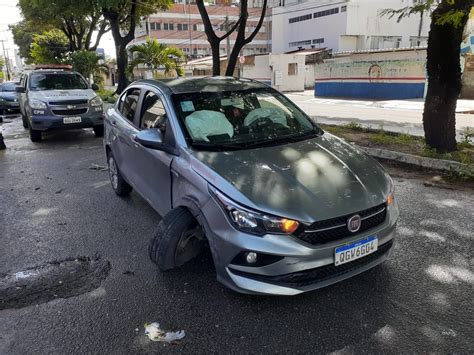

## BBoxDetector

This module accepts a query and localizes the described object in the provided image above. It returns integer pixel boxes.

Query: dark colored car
[0,81,21,120]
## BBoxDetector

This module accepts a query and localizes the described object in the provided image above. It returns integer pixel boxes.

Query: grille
[231,240,393,288]
[49,99,88,105]
[52,108,88,116]
[297,203,387,246]
[2,97,18,102]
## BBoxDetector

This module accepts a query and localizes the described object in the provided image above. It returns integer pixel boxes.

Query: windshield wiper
[244,129,321,148]
[190,141,248,151]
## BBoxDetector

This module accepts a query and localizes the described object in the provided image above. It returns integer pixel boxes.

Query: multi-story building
[131,0,273,58]
[272,0,430,53]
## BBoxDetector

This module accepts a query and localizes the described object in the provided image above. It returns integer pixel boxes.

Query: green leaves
[30,29,69,64]
[129,38,185,76]
[381,0,473,28]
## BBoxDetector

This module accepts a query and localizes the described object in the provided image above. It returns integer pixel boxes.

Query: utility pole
[0,40,11,81]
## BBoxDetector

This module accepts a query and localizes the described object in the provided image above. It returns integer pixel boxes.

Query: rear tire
[149,207,205,271]
[93,125,104,137]
[107,152,132,196]
[29,126,42,142]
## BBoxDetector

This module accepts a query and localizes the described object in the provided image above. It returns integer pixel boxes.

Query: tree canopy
[30,29,70,64]
[129,38,185,76]
[18,0,109,51]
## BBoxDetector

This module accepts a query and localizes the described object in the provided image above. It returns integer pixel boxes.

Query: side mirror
[16,86,25,93]
[134,129,164,150]
[91,83,99,91]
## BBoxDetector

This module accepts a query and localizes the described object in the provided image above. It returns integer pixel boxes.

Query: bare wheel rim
[174,225,204,267]
[108,156,119,190]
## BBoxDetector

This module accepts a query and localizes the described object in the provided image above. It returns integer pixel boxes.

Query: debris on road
[89,163,108,171]
[144,322,185,343]
[0,131,6,150]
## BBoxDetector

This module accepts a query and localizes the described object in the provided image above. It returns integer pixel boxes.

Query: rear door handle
[111,120,117,126]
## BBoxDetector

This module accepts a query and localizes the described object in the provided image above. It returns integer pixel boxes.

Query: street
[287,92,474,139]
[1,116,473,354]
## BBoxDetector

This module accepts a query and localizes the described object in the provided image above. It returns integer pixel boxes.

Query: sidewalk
[287,91,474,139]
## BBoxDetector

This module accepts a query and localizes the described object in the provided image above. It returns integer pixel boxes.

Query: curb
[358,146,474,175]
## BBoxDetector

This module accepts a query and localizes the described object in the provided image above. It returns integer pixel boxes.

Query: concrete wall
[314,49,427,99]
[269,53,307,91]
[271,0,429,53]
[241,55,272,86]
[272,0,348,54]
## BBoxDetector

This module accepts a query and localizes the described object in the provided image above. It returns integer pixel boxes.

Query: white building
[272,0,430,53]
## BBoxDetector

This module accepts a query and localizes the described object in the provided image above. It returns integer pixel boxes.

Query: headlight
[210,186,300,235]
[386,178,395,205]
[29,100,47,109]
[90,96,103,107]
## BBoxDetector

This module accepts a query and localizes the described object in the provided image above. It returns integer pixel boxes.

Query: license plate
[63,117,81,124]
[335,236,378,266]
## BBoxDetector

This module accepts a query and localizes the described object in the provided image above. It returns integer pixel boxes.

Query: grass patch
[97,88,118,104]
[320,123,473,166]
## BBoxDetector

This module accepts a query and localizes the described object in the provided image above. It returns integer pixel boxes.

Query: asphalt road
[286,92,474,140]
[1,117,473,354]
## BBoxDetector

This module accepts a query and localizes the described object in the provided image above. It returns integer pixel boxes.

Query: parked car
[104,77,399,295]
[17,69,104,142]
[0,81,21,120]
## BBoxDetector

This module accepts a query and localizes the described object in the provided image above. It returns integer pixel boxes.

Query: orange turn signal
[387,193,394,205]
[281,219,299,234]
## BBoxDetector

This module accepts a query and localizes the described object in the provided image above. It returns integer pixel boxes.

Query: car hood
[191,133,391,222]
[0,92,18,100]
[28,89,96,101]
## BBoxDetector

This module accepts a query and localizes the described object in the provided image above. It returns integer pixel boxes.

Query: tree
[129,38,185,77]
[196,0,268,76]
[10,20,51,63]
[18,0,109,52]
[70,50,109,83]
[384,0,473,152]
[100,0,173,93]
[30,29,69,64]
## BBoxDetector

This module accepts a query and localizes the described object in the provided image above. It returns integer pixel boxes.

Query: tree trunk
[116,43,129,94]
[423,2,470,152]
[211,43,221,76]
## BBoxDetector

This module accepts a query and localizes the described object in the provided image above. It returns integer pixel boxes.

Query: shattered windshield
[172,88,321,150]
[29,73,88,91]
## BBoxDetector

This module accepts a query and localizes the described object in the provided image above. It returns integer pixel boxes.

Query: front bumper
[200,197,399,296]
[0,102,20,117]
[29,113,104,131]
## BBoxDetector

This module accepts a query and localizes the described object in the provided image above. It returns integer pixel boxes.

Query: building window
[370,36,402,49]
[177,23,182,31]
[193,24,197,31]
[289,39,311,47]
[183,23,188,31]
[289,13,312,24]
[409,36,428,47]
[164,23,168,30]
[150,22,155,30]
[313,38,324,45]
[169,23,174,30]
[156,23,161,30]
[314,7,339,18]
[341,5,347,12]
[288,63,297,76]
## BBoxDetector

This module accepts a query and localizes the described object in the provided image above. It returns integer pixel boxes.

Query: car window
[0,82,18,91]
[29,73,88,91]
[172,88,320,149]
[139,91,167,132]
[119,88,141,123]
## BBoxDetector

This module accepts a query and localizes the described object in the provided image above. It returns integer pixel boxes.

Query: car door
[19,74,28,116]
[109,87,142,184]
[126,89,175,216]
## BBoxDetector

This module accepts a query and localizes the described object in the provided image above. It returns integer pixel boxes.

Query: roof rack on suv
[32,64,72,71]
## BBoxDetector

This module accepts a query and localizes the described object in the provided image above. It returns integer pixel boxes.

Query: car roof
[134,76,269,95]
[27,70,78,75]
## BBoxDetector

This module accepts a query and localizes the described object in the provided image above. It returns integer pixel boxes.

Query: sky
[0,0,117,66]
